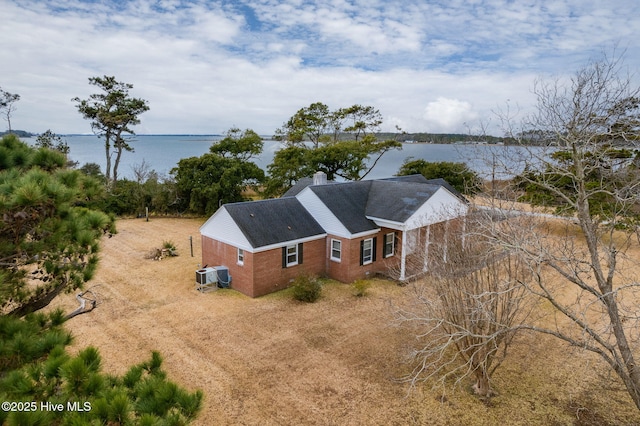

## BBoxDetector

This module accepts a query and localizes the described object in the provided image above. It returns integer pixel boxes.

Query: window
[237,248,244,265]
[282,243,303,268]
[384,232,395,258]
[361,238,374,265]
[286,245,298,266]
[331,239,342,262]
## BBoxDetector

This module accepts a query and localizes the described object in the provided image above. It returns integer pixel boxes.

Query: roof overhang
[250,233,327,254]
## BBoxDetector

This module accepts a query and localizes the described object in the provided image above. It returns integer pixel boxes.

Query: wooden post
[189,236,194,257]
[145,207,149,222]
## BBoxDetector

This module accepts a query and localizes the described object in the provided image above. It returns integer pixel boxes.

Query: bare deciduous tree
[393,219,531,397]
[484,51,640,409]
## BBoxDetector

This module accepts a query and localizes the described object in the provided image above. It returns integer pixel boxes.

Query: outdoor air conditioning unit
[195,266,231,292]
[214,266,231,288]
[195,267,217,286]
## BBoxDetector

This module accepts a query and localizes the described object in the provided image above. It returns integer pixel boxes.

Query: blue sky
[2,0,640,135]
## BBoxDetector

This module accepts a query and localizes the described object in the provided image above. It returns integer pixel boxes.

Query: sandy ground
[49,218,640,425]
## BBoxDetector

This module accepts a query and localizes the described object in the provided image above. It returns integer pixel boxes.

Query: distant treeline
[0,130,34,137]
[377,132,511,144]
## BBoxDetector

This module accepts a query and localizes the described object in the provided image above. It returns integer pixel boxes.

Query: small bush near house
[351,279,370,297]
[291,275,322,303]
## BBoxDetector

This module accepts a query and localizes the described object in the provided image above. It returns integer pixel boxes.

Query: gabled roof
[380,175,467,203]
[365,180,441,223]
[295,174,468,234]
[307,181,378,234]
[202,174,468,247]
[379,174,430,184]
[224,198,325,249]
[282,177,313,197]
[423,178,468,203]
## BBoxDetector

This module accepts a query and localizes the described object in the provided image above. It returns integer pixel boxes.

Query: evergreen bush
[291,275,322,303]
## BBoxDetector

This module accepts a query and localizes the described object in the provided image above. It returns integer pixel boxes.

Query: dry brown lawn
[48,218,640,425]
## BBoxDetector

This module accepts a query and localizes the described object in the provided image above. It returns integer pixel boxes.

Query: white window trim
[330,239,342,262]
[286,244,298,267]
[362,238,373,265]
[237,248,244,265]
[384,232,395,258]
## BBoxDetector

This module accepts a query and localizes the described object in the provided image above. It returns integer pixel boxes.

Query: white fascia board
[252,234,327,254]
[368,187,468,231]
[199,207,253,251]
[296,187,351,237]
[296,187,381,239]
[404,187,469,229]
[349,229,381,239]
[367,217,405,231]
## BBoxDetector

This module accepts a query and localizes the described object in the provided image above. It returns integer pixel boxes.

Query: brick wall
[201,236,326,297]
[326,228,401,283]
[250,238,325,297]
[202,219,464,296]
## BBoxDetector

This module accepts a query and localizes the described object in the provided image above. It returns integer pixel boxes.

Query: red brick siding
[201,237,325,298]
[326,228,401,283]
[201,237,253,295]
[201,218,465,296]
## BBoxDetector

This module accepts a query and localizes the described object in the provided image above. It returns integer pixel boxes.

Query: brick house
[199,173,469,297]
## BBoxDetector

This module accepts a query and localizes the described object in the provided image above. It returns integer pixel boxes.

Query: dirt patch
[48,218,640,425]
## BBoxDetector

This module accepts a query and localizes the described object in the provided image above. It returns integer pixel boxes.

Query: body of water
[23,135,527,181]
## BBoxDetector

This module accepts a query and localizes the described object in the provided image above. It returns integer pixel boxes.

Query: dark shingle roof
[309,181,378,234]
[379,175,430,184]
[423,178,468,203]
[282,178,313,197]
[224,198,325,248]
[305,174,467,231]
[365,180,440,223]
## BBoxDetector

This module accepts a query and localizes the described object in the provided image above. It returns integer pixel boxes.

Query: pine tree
[0,134,114,317]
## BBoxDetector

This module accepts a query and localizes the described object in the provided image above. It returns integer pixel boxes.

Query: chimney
[313,171,327,185]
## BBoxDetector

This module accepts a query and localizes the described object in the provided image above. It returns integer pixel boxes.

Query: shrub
[162,241,178,256]
[291,275,322,303]
[351,279,370,297]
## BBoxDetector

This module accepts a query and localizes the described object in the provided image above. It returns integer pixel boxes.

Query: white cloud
[422,98,477,133]
[1,0,639,136]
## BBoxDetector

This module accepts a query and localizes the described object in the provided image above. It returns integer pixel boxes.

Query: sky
[2,0,640,136]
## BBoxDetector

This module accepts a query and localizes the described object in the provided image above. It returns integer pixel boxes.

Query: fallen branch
[65,287,100,320]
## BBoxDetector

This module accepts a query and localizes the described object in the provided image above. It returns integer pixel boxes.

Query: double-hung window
[286,244,298,266]
[282,243,304,268]
[384,232,395,258]
[237,248,245,265]
[361,238,373,265]
[331,239,342,262]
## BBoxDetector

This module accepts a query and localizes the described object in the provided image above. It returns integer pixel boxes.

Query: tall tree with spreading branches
[73,76,149,187]
[0,86,20,133]
[268,102,401,196]
[171,128,265,215]
[485,51,640,409]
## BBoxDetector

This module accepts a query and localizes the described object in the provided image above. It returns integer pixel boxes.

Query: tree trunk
[8,282,68,317]
[576,193,640,410]
[104,131,112,186]
[472,371,493,397]
[113,146,122,184]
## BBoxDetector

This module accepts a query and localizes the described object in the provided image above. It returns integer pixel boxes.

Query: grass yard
[48,218,640,425]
